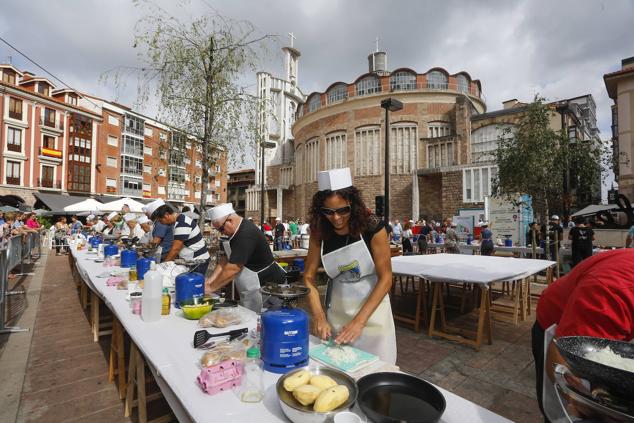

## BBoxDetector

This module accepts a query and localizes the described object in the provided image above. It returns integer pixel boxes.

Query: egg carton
[197,359,243,395]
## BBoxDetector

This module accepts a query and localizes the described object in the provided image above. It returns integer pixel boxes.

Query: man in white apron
[533,249,634,422]
[205,203,286,313]
[303,168,397,365]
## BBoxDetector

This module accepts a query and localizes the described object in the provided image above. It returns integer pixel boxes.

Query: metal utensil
[193,327,248,349]
[325,335,343,350]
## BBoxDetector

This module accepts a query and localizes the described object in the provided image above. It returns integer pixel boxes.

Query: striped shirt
[173,214,210,261]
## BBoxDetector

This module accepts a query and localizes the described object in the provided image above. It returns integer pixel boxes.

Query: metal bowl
[276,366,358,423]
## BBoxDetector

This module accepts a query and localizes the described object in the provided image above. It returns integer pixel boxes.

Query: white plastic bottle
[141,262,162,322]
[239,347,264,403]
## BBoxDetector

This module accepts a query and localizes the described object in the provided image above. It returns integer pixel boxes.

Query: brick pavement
[16,253,130,423]
[394,283,545,423]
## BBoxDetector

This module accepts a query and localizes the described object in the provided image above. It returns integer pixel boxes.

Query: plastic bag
[198,308,243,328]
[199,338,251,368]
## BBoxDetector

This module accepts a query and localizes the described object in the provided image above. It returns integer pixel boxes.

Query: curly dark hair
[308,186,369,241]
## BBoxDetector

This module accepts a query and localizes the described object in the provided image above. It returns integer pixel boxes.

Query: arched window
[427,71,448,89]
[327,84,348,104]
[307,94,321,113]
[390,71,416,91]
[456,74,469,94]
[356,76,381,96]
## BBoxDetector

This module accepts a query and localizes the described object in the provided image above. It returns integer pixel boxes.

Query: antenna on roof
[8,55,12,64]
[375,36,380,53]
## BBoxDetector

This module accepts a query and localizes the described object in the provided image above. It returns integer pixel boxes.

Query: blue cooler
[175,272,204,308]
[292,258,305,272]
[136,257,155,280]
[90,237,101,249]
[261,308,309,374]
[104,244,118,257]
[504,237,513,247]
[120,249,137,268]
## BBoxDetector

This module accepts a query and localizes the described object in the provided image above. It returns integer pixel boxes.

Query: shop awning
[571,204,618,217]
[33,193,93,213]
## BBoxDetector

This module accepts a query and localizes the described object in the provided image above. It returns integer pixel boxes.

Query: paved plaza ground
[1,251,544,422]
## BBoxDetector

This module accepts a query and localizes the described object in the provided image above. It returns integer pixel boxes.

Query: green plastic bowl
[181,303,212,320]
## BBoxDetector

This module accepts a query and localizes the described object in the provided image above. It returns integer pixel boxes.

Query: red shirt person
[532,249,634,420]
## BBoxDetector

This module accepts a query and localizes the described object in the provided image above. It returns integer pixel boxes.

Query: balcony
[106,186,117,193]
[9,110,22,120]
[6,176,20,185]
[7,143,21,153]
[39,117,64,133]
[38,178,61,189]
[39,147,63,159]
[121,186,142,197]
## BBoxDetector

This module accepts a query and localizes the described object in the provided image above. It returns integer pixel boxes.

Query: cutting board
[309,344,378,373]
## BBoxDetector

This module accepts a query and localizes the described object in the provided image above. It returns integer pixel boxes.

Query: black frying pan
[555,336,634,398]
[357,372,446,423]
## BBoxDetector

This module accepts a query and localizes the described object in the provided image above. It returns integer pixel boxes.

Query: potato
[283,370,312,392]
[313,385,350,412]
[310,375,337,390]
[292,384,323,406]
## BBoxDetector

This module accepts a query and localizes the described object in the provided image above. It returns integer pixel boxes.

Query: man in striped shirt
[153,204,210,275]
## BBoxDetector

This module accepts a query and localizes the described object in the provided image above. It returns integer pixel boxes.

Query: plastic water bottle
[142,262,162,322]
[239,347,264,403]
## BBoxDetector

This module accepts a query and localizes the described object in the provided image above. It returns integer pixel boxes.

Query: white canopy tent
[63,198,103,213]
[98,197,145,213]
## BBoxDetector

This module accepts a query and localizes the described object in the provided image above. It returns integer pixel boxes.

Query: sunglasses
[321,205,351,216]
[214,215,231,233]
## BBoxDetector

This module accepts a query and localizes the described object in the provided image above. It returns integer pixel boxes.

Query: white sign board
[485,196,521,243]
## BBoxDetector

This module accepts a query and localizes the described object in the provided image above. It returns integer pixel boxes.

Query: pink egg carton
[197,359,243,395]
[106,276,123,287]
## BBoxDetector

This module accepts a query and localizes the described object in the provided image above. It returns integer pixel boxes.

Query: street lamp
[380,98,403,223]
[260,140,276,228]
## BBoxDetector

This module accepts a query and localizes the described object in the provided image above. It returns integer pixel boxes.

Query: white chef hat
[551,214,560,220]
[123,213,137,222]
[144,198,165,216]
[87,214,95,220]
[107,211,118,220]
[137,215,150,225]
[206,203,235,221]
[317,167,352,192]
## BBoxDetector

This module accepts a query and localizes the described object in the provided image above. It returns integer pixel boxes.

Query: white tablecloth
[71,248,511,422]
[392,254,555,284]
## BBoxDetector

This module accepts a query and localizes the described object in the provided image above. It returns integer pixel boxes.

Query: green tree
[107,2,271,220]
[492,96,608,257]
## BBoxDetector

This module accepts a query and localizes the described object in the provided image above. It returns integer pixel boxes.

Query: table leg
[475,285,489,351]
[137,351,147,423]
[437,283,447,332]
[125,344,138,417]
[428,283,439,337]
[91,291,99,342]
[485,286,493,345]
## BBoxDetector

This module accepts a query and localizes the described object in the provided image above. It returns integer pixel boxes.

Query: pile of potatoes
[282,370,350,412]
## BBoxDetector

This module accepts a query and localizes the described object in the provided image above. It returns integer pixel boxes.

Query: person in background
[417,220,430,254]
[532,249,634,422]
[274,217,285,251]
[25,212,40,230]
[144,199,173,261]
[69,215,83,235]
[444,220,461,254]
[289,219,299,248]
[54,216,69,255]
[262,220,273,241]
[102,212,118,236]
[12,213,24,231]
[546,215,563,261]
[392,219,402,243]
[479,222,494,256]
[153,204,210,275]
[401,221,413,255]
[303,167,397,364]
[110,214,126,238]
[121,204,131,214]
[93,215,106,233]
[123,213,145,240]
[525,222,540,246]
[0,211,5,225]
[204,203,286,312]
[568,216,594,268]
[137,215,153,243]
[299,219,310,248]
[84,214,95,230]
[625,221,634,248]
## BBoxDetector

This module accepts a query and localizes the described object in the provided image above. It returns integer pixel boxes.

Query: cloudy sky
[1,0,631,173]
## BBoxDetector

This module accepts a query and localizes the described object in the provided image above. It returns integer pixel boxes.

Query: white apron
[222,220,282,313]
[321,238,397,365]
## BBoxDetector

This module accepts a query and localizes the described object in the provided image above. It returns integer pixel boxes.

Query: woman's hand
[335,317,365,345]
[314,316,332,340]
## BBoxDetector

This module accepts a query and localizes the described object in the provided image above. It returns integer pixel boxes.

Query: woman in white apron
[303,168,397,364]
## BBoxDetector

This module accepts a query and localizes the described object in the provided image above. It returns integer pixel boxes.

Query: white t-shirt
[299,223,309,235]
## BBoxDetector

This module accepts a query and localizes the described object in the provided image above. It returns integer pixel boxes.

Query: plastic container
[175,272,205,308]
[292,258,305,272]
[137,257,155,280]
[161,288,171,315]
[141,262,162,322]
[120,249,137,268]
[504,237,513,247]
[239,347,264,403]
[104,244,118,257]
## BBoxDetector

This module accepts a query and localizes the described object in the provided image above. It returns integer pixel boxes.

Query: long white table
[392,254,555,349]
[71,247,512,422]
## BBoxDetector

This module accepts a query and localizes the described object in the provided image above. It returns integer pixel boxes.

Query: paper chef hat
[207,203,235,221]
[107,211,118,220]
[317,168,352,192]
[123,213,137,222]
[137,215,150,225]
[144,199,165,216]
[87,214,95,220]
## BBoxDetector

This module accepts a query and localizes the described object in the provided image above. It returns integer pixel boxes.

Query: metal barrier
[0,231,45,334]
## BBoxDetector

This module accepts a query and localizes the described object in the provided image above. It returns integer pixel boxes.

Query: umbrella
[0,205,19,212]
[98,197,145,213]
[63,198,104,213]
[33,209,55,216]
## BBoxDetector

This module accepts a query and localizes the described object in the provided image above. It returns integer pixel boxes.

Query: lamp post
[259,140,276,229]
[380,98,403,223]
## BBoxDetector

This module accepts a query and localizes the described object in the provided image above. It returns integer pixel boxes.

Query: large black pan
[357,372,446,423]
[554,336,634,398]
